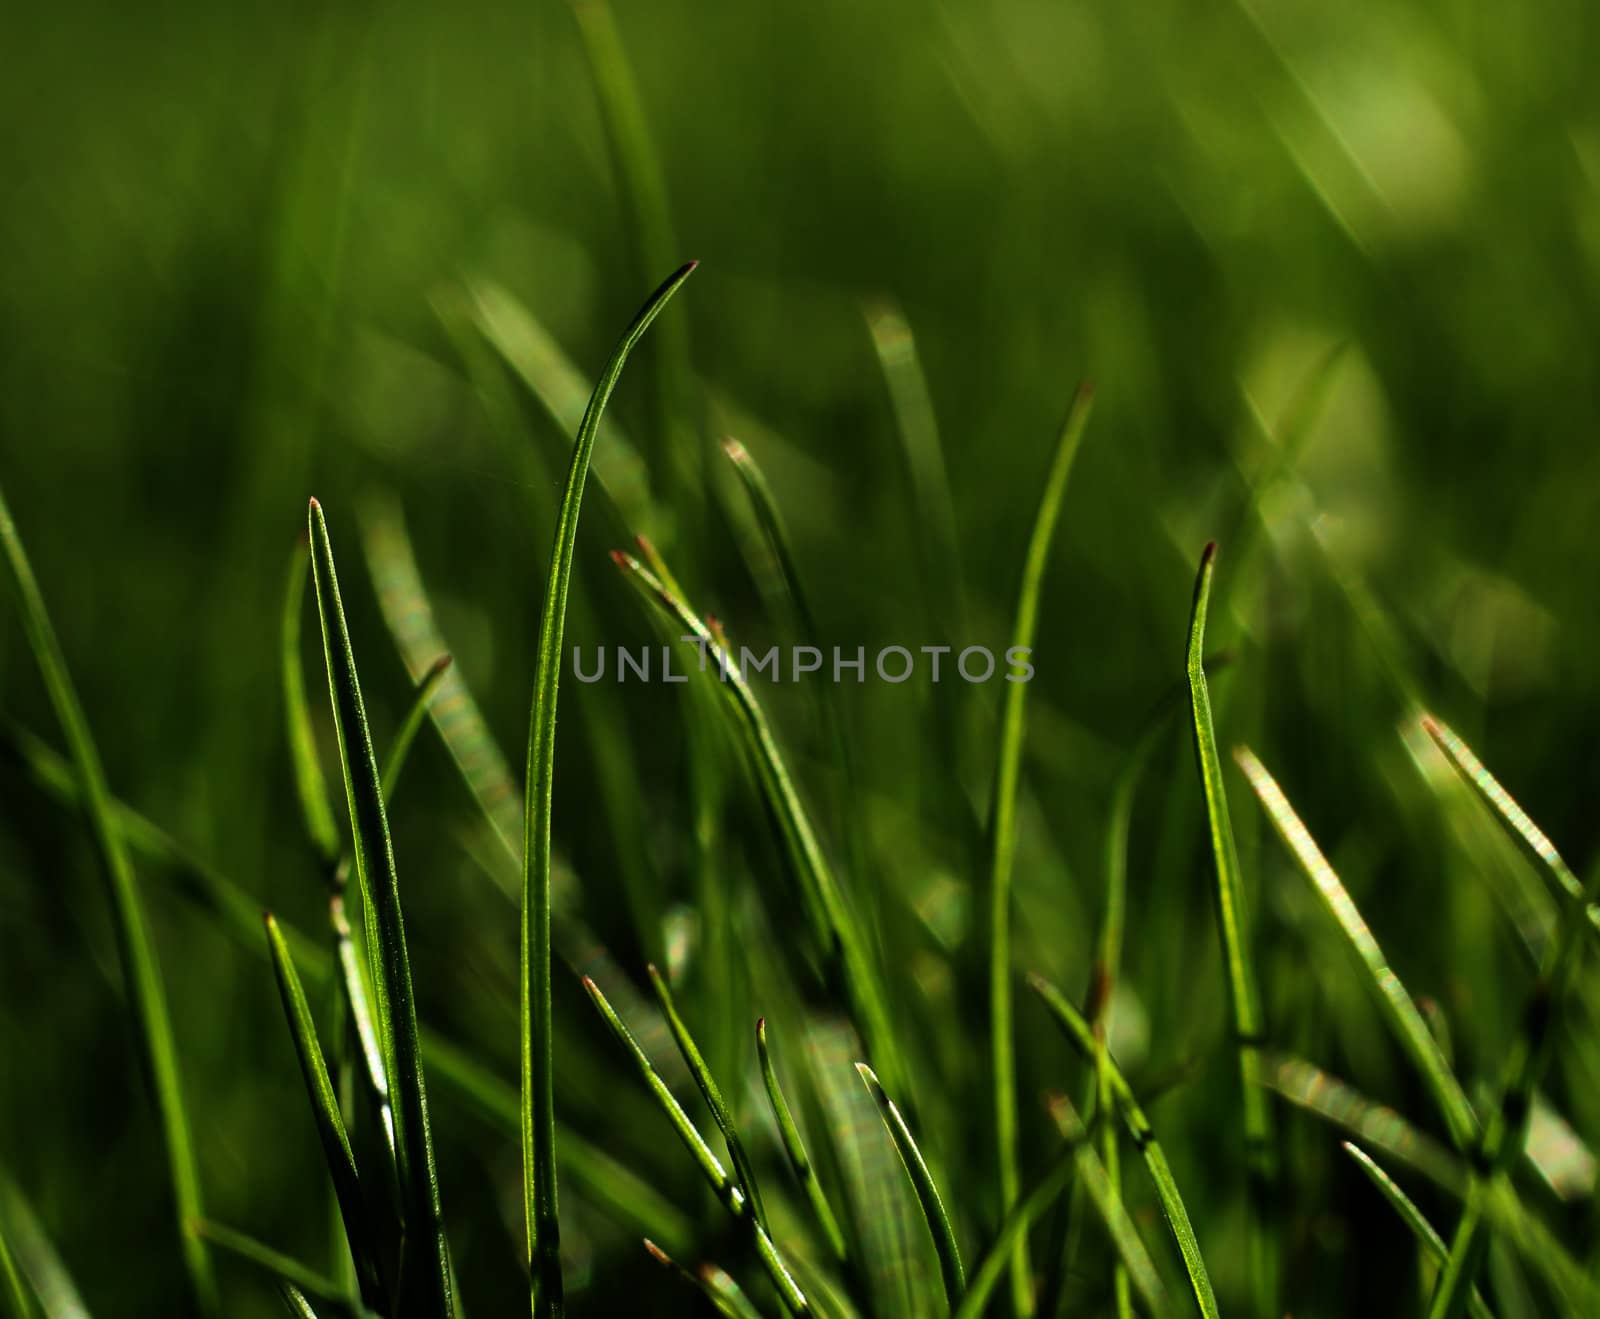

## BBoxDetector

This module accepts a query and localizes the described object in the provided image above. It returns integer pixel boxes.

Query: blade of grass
[1234,746,1479,1150]
[0,1170,86,1319]
[855,1063,964,1311]
[280,1284,325,1319]
[283,536,342,868]
[264,913,386,1311]
[307,498,452,1319]
[0,1210,31,1319]
[1027,972,1219,1319]
[641,1242,762,1319]
[1342,1144,1494,1319]
[521,261,696,1318]
[0,476,216,1314]
[380,654,452,799]
[758,1019,849,1265]
[987,382,1093,1317]
[197,1220,374,1319]
[1184,541,1276,1318]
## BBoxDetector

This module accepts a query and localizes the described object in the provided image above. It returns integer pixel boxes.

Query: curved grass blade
[609,550,905,1100]
[1184,541,1276,1317]
[264,913,386,1310]
[283,536,342,867]
[648,967,768,1228]
[307,498,452,1319]
[1342,1144,1494,1319]
[380,654,452,799]
[0,477,216,1314]
[757,1019,849,1264]
[1028,973,1218,1319]
[1235,746,1479,1151]
[198,1220,375,1319]
[987,382,1093,1316]
[855,1063,964,1310]
[521,261,696,1317]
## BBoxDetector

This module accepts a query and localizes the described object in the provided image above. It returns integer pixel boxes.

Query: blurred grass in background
[2,0,1600,1314]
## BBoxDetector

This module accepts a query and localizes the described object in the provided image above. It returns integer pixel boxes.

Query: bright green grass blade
[198,1220,375,1318]
[640,1242,754,1319]
[609,550,906,1101]
[1184,541,1276,1317]
[307,498,452,1319]
[758,1018,850,1265]
[1420,715,1599,936]
[0,1171,85,1319]
[1234,746,1479,1150]
[648,967,769,1228]
[264,913,386,1310]
[283,536,342,867]
[280,1283,325,1319]
[0,476,216,1315]
[380,654,451,800]
[521,261,696,1318]
[1342,1144,1495,1319]
[331,894,397,1168]
[0,1209,31,1319]
[1028,973,1219,1319]
[987,382,1093,1317]
[854,1063,965,1311]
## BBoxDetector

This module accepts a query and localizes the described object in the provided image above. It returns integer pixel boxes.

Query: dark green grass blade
[609,550,906,1100]
[1235,746,1479,1150]
[1184,542,1276,1317]
[521,261,696,1318]
[380,655,452,799]
[758,1019,849,1264]
[648,967,769,1228]
[855,1063,965,1310]
[1342,1145,1494,1319]
[0,477,215,1314]
[283,537,342,867]
[987,382,1093,1317]
[953,1149,1075,1319]
[264,913,386,1310]
[199,1221,375,1319]
[1028,973,1218,1319]
[307,498,452,1319]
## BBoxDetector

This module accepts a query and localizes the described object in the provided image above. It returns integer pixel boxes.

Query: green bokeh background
[3,1,1599,1314]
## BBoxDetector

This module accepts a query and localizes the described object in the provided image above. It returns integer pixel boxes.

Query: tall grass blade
[1234,746,1479,1150]
[307,498,452,1318]
[987,382,1093,1317]
[264,913,386,1310]
[1028,973,1218,1319]
[283,537,342,867]
[1184,541,1276,1317]
[855,1063,965,1310]
[521,261,696,1317]
[757,1019,849,1264]
[1342,1144,1494,1319]
[0,476,215,1314]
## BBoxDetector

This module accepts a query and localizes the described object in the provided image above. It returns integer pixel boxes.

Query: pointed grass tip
[1200,540,1217,568]
[721,436,749,463]
[643,1240,673,1267]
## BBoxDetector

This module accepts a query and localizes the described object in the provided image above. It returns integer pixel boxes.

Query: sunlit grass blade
[283,536,342,868]
[1234,745,1479,1150]
[521,261,696,1317]
[264,913,386,1310]
[1027,973,1218,1319]
[855,1062,964,1310]
[280,1283,325,1319]
[757,1018,849,1264]
[1342,1144,1494,1319]
[0,476,215,1314]
[609,549,906,1100]
[1184,541,1276,1317]
[331,895,396,1166]
[648,967,768,1228]
[380,654,452,799]
[307,498,452,1319]
[197,1220,374,1318]
[987,381,1093,1316]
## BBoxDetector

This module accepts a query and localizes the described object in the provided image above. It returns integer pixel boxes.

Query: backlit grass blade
[280,1284,325,1319]
[1028,973,1218,1319]
[0,1211,30,1319]
[757,1018,849,1264]
[1234,746,1479,1151]
[987,381,1093,1317]
[855,1062,965,1310]
[380,654,452,799]
[0,1170,86,1319]
[307,497,452,1319]
[521,261,696,1317]
[283,536,342,867]
[1342,1144,1494,1319]
[648,967,768,1228]
[1420,715,1598,935]
[0,476,216,1314]
[264,913,386,1310]
[332,896,396,1165]
[609,549,906,1099]
[1184,541,1276,1317]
